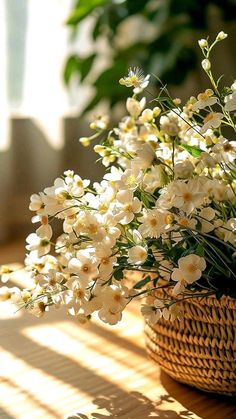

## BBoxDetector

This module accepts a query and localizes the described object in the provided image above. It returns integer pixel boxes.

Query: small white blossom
[201,59,211,71]
[224,91,236,112]
[119,67,150,93]
[172,254,206,285]
[201,112,224,133]
[192,89,217,112]
[128,245,147,265]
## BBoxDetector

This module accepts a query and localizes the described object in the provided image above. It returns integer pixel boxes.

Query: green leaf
[113,269,123,280]
[63,55,80,85]
[153,276,159,287]
[196,244,205,257]
[63,54,96,84]
[133,275,151,289]
[181,144,204,157]
[66,0,109,26]
[80,54,96,81]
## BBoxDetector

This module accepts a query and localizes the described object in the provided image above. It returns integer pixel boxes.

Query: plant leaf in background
[64,54,96,84]
[64,0,236,114]
[66,0,109,26]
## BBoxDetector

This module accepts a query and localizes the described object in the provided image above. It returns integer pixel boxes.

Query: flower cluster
[1,32,236,325]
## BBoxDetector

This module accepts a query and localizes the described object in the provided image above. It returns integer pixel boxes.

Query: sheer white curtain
[0,0,103,240]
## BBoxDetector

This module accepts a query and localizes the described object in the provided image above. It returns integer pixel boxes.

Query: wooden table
[0,269,236,419]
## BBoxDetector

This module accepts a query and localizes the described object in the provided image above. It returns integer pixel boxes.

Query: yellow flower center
[101,257,110,265]
[74,288,85,299]
[138,249,146,258]
[49,277,57,286]
[183,192,192,202]
[82,264,90,273]
[187,263,197,273]
[126,175,136,186]
[204,112,214,123]
[125,203,133,212]
[198,89,213,101]
[165,214,174,224]
[76,180,83,188]
[223,143,234,152]
[179,218,189,227]
[150,218,158,227]
[87,224,98,234]
[113,293,122,302]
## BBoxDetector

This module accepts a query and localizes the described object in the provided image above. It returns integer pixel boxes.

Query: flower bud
[0,286,11,302]
[198,39,208,48]
[216,31,228,41]
[126,97,145,118]
[139,108,153,123]
[201,59,211,71]
[79,137,90,147]
[153,106,161,117]
[173,98,181,106]
[231,81,236,91]
[94,144,105,153]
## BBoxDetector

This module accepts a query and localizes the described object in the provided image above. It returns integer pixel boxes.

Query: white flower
[96,246,117,279]
[71,175,90,197]
[201,59,211,71]
[68,249,99,281]
[38,269,64,288]
[98,305,122,325]
[101,284,128,309]
[174,161,194,179]
[212,138,236,163]
[171,270,187,296]
[224,91,236,112]
[28,300,49,318]
[176,214,197,230]
[138,209,166,238]
[216,31,228,41]
[26,233,51,257]
[0,286,12,301]
[133,144,155,170]
[222,218,236,246]
[197,207,215,233]
[82,213,107,242]
[36,224,53,240]
[43,178,72,216]
[141,304,161,323]
[119,167,143,191]
[192,89,217,112]
[90,115,109,131]
[115,190,141,224]
[29,193,45,214]
[201,112,224,134]
[66,275,90,311]
[128,245,147,265]
[170,180,205,214]
[143,166,163,193]
[160,113,180,137]
[172,254,206,284]
[119,67,150,93]
[126,97,146,118]
[139,108,154,123]
[198,39,208,48]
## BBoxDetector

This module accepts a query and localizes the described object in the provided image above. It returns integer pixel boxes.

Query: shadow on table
[68,390,195,419]
[160,371,236,419]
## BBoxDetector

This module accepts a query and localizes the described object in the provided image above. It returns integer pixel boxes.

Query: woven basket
[145,290,236,395]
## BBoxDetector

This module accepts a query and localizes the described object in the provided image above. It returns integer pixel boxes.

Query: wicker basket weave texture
[145,293,236,395]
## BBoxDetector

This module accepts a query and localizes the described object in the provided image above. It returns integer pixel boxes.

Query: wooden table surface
[0,268,236,419]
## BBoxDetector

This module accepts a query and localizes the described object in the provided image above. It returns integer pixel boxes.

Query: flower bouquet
[1,32,236,394]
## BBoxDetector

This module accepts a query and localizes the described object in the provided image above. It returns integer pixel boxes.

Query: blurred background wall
[0,0,236,247]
